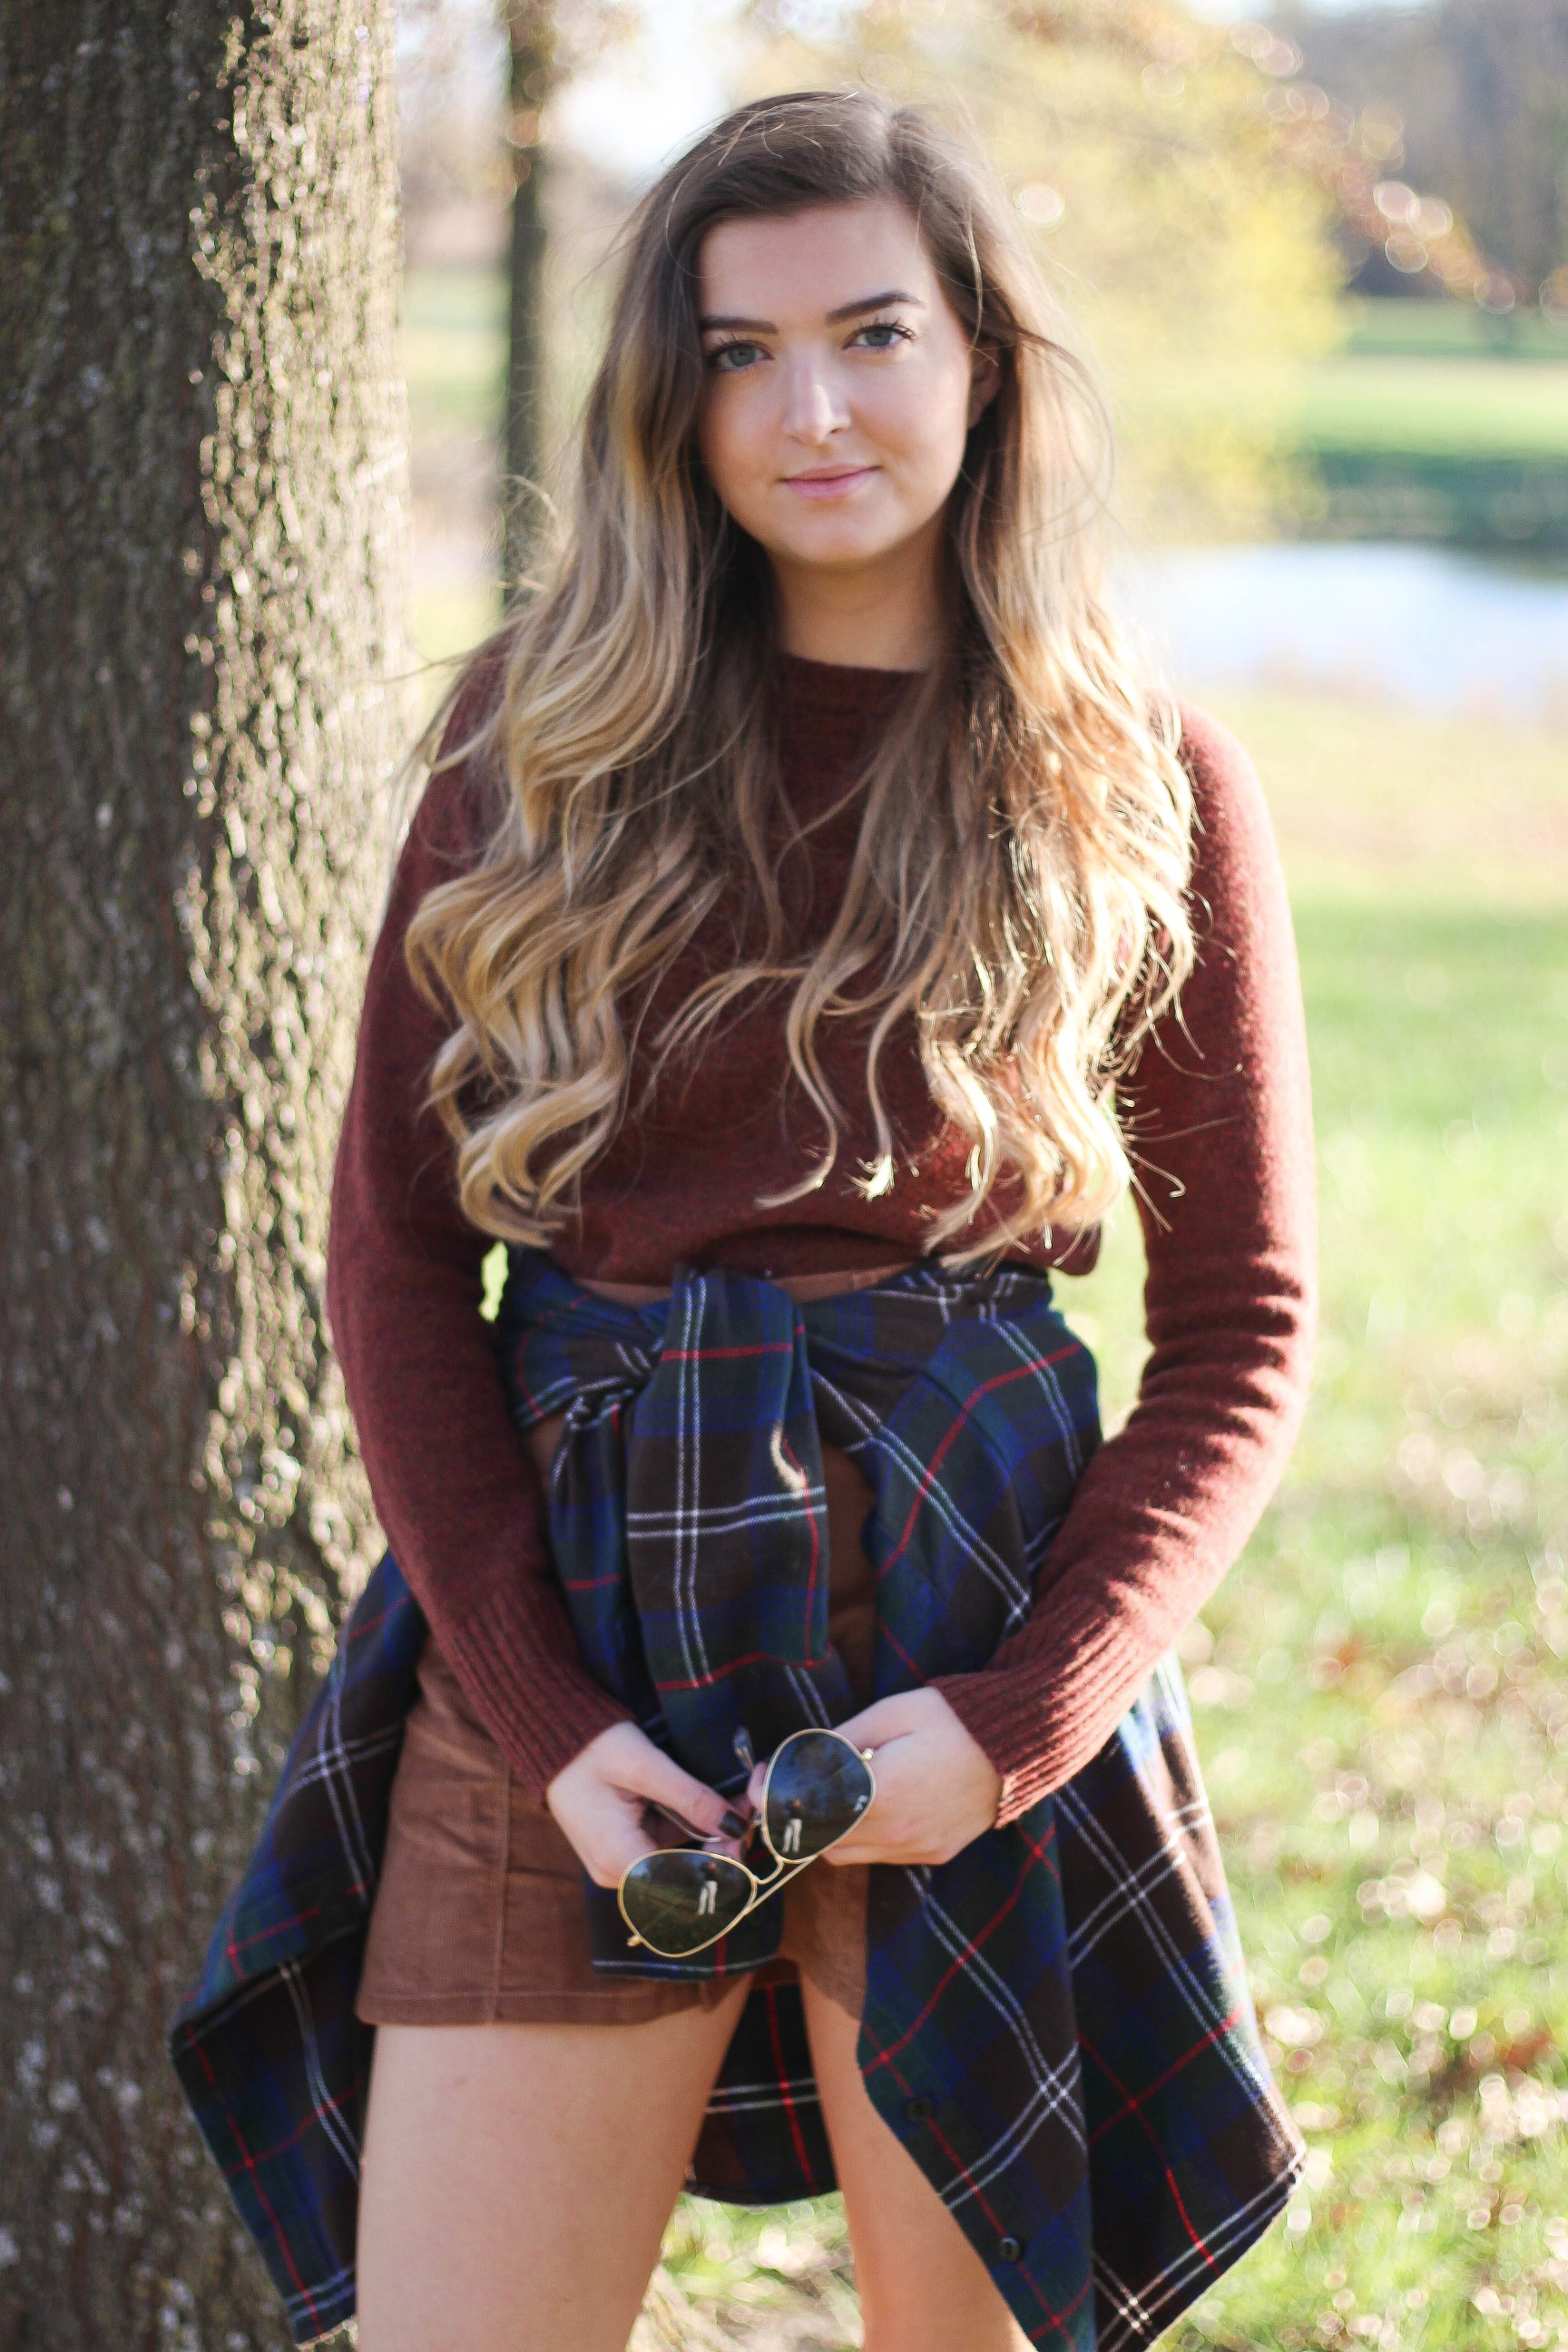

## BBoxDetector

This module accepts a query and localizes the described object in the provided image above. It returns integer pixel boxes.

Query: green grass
[1142,353,1568,465]
[1143,868,1568,2351]
[1293,360,1568,461]
[402,263,507,441]
[634,694,1568,2349]
[1145,342,1568,545]
[1200,693,1568,909]
[1342,299,1568,366]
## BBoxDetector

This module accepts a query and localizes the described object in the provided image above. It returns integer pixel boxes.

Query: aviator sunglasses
[617,1727,877,1959]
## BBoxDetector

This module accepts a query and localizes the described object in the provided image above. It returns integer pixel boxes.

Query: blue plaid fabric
[169,1555,423,2342]
[170,1254,1302,2347]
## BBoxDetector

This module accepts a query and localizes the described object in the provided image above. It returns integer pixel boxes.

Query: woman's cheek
[700,407,769,531]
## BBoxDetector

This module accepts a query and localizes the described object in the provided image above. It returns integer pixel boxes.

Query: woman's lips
[781,466,877,501]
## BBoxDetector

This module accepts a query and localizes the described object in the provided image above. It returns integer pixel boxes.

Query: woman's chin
[762,521,925,579]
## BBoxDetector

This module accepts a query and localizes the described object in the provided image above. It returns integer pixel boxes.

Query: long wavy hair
[407,88,1195,1259]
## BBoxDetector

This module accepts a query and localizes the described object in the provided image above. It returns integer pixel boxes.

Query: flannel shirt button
[996,2236,1023,2264]
[905,2096,934,2123]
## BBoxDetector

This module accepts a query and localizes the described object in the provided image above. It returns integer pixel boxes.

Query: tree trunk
[504,1,556,593]
[0,4,404,2343]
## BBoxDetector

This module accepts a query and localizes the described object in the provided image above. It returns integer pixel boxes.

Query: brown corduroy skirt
[356,1410,880,2031]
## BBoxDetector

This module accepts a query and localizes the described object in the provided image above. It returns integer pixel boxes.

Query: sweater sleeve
[935,703,1318,1823]
[326,694,632,1798]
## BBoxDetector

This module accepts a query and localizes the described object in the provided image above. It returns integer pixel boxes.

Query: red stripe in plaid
[860,1850,1049,2079]
[225,1899,339,1966]
[654,1651,777,1690]
[763,1984,818,2190]
[661,1342,797,1363]
[188,2034,327,2328]
[217,2065,370,2179]
[877,1345,1085,1576]
[1080,2027,1230,2270]
[1083,2004,1247,2150]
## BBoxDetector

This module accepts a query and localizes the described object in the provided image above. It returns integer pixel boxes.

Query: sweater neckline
[777,649,923,719]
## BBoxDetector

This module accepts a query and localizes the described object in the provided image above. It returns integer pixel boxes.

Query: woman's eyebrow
[825,289,926,323]
[697,289,928,333]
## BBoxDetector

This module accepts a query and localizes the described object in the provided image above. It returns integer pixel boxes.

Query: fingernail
[720,1808,749,1838]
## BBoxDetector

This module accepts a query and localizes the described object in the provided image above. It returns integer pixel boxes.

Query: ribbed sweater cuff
[935,1602,1146,1828]
[440,1585,632,1803]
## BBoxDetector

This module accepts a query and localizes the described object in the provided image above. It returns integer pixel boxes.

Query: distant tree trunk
[505,0,558,593]
[1444,0,1568,301]
[0,4,404,2343]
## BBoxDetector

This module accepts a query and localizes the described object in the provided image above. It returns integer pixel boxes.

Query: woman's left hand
[750,1689,1003,1868]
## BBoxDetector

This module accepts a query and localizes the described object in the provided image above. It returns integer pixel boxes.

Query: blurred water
[1125,542,1568,726]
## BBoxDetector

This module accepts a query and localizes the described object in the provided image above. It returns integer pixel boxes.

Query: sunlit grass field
[1340,301,1568,364]
[628,698,1568,2349]
[1290,360,1568,460]
[1142,353,1568,466]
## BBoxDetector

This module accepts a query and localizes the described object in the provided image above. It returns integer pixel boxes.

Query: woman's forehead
[696,199,934,323]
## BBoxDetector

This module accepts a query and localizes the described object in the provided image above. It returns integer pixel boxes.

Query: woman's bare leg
[801,1980,1032,2352]
[357,1986,750,2352]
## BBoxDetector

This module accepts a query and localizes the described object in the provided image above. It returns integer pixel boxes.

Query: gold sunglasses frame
[616,1727,877,1960]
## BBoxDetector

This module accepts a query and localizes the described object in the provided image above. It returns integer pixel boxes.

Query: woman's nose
[781,358,848,444]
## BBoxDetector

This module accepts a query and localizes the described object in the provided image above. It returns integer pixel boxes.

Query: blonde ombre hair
[407,89,1194,1259]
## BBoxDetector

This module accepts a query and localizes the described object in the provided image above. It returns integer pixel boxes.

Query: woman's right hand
[545,1721,748,1889]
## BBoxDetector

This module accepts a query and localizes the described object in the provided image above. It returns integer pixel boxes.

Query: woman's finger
[622,1742,737,1840]
[583,1819,662,1890]
[832,1705,896,1756]
[832,1690,926,1752]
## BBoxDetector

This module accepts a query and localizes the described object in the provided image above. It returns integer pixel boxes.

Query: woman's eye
[850,321,911,350]
[708,340,764,373]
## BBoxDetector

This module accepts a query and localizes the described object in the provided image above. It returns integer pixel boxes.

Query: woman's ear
[967,346,1002,428]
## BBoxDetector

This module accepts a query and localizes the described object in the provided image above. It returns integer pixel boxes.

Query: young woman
[328,88,1315,2352]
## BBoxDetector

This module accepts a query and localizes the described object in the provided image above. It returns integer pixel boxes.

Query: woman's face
[694,197,994,591]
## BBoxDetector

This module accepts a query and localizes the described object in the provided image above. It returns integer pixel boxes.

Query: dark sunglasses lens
[765,1731,874,1861]
[620,1850,753,1955]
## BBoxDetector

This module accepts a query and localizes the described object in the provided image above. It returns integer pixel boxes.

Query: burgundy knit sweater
[326,652,1316,1826]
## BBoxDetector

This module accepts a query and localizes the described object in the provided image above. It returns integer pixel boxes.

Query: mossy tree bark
[0,4,404,2342]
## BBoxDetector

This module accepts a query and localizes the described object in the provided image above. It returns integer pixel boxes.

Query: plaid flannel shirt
[170,1254,1302,2348]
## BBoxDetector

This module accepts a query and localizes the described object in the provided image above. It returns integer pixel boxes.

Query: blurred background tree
[505,1,560,582]
[500,0,638,582]
[1272,0,1568,314]
[402,0,633,598]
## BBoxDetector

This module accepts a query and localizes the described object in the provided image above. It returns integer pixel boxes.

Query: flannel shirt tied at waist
[170,1253,1303,2351]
